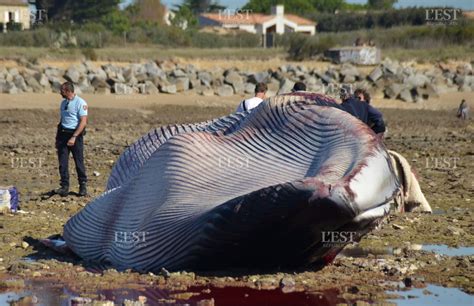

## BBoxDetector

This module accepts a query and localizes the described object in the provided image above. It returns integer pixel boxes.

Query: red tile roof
[463,10,474,19]
[285,14,316,26]
[201,13,272,25]
[201,12,315,26]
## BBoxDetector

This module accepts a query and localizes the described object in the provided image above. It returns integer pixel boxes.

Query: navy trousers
[56,126,87,188]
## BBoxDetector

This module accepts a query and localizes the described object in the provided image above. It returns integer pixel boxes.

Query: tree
[182,0,225,14]
[34,0,121,23]
[34,0,71,22]
[102,9,131,35]
[70,0,122,23]
[311,0,345,13]
[170,0,224,30]
[242,0,343,15]
[367,0,397,10]
[126,0,166,24]
[243,0,313,15]
[171,5,198,29]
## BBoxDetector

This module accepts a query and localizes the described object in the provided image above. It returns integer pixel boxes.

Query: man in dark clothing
[340,86,386,139]
[292,82,306,92]
[354,88,372,104]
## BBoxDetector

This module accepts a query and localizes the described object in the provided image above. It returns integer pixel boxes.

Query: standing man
[354,88,372,104]
[457,99,469,120]
[56,82,88,197]
[354,88,367,103]
[236,82,267,113]
[340,86,386,140]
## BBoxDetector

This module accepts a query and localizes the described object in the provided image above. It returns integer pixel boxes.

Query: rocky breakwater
[0,58,472,102]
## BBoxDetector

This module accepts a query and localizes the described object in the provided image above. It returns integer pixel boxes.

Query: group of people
[236,82,386,139]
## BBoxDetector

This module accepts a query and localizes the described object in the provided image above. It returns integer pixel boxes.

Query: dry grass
[383,46,474,63]
[0,46,285,62]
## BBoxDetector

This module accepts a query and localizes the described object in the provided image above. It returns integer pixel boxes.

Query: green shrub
[73,25,119,48]
[101,10,131,35]
[126,26,151,44]
[191,31,260,48]
[0,31,34,46]
[6,21,22,31]
[309,8,436,32]
[288,34,336,60]
[32,27,53,46]
[81,48,98,60]
[81,22,107,33]
[163,26,192,47]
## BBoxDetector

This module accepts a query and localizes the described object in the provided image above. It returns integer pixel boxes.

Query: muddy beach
[0,95,472,306]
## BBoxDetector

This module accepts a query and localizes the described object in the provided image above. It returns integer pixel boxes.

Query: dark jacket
[340,98,386,134]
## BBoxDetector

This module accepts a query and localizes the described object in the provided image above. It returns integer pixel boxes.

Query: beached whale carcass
[63,93,400,272]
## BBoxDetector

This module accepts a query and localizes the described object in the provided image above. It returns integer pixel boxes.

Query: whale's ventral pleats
[63,93,399,272]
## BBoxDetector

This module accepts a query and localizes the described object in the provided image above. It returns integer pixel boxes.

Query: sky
[121,0,474,10]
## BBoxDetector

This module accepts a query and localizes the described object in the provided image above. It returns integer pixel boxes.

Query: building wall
[271,5,285,34]
[226,24,257,33]
[0,5,30,30]
[261,18,315,36]
[295,25,315,35]
[261,19,277,35]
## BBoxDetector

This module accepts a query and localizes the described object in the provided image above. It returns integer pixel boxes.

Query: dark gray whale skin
[63,92,399,272]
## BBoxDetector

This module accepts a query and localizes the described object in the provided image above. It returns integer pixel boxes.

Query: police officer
[340,86,386,140]
[55,82,88,197]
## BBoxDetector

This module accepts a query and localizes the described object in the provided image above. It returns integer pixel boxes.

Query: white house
[0,0,30,32]
[199,5,316,47]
